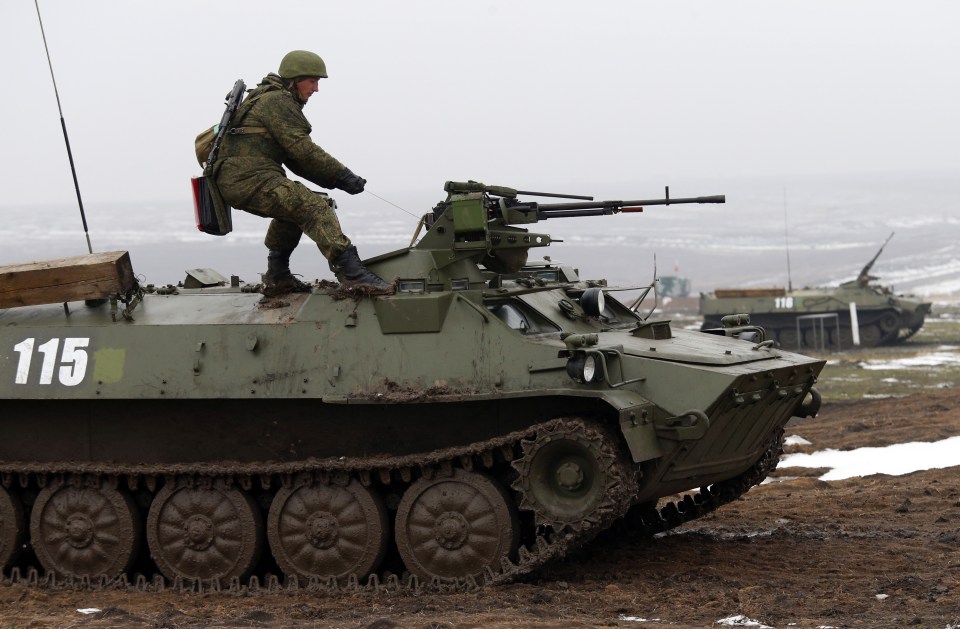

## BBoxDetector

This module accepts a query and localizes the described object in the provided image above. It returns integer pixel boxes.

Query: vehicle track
[0,420,784,594]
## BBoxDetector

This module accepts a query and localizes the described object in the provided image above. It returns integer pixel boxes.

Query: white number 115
[13,337,90,386]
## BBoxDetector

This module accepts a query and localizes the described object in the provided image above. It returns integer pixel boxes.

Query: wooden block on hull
[0,251,135,308]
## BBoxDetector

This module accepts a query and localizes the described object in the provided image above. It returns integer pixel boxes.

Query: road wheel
[0,486,24,570]
[395,469,518,581]
[878,312,900,334]
[777,327,800,349]
[147,481,262,582]
[268,478,388,583]
[30,479,140,578]
[831,326,853,349]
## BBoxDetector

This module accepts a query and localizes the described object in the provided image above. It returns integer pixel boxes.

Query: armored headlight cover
[580,287,606,317]
[566,352,603,384]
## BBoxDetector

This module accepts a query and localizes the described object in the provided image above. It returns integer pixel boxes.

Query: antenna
[647,253,660,320]
[35,0,93,254]
[783,186,792,291]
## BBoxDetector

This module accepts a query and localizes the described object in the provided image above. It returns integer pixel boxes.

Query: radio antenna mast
[783,186,793,291]
[34,0,93,254]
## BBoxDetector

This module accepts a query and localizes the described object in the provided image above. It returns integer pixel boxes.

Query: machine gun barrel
[534,194,725,218]
[856,231,895,285]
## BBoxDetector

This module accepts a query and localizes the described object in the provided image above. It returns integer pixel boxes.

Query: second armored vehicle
[700,234,932,349]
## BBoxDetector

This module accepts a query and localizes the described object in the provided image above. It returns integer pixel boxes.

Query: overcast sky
[1,0,958,209]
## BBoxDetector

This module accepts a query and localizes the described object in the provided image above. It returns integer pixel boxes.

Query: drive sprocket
[510,418,636,534]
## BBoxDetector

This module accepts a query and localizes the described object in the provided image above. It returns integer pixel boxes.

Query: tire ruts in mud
[0,422,785,594]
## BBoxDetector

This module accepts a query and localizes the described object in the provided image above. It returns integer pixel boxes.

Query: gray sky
[1,0,958,208]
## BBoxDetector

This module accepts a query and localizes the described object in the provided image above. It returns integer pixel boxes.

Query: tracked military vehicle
[0,181,824,592]
[700,234,932,350]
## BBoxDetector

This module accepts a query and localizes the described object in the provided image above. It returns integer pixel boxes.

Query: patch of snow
[77,608,102,614]
[716,615,772,628]
[784,435,812,446]
[859,349,960,370]
[779,436,960,480]
[619,615,659,623]
[875,593,889,600]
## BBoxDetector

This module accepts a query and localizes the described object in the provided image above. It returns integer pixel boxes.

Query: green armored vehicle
[0,181,824,591]
[700,234,932,349]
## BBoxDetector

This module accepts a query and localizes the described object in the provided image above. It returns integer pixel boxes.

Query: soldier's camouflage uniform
[215,73,351,259]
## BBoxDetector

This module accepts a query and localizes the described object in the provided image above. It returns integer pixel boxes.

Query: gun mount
[406,181,724,274]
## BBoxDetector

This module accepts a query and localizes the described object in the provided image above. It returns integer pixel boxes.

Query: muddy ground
[2,328,959,627]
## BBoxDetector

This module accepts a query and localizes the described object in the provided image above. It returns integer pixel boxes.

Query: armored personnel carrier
[0,181,824,591]
[700,234,932,350]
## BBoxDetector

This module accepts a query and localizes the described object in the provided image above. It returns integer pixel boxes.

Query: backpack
[191,80,247,236]
[194,125,217,168]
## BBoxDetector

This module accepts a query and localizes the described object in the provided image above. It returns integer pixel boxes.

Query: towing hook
[793,387,822,419]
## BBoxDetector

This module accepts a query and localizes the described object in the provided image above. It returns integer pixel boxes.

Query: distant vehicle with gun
[0,180,824,592]
[699,233,932,349]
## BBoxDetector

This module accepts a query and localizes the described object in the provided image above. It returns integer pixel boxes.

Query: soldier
[215,50,392,296]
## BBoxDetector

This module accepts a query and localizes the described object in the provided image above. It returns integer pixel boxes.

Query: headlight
[580,287,606,317]
[582,354,597,381]
[566,352,603,384]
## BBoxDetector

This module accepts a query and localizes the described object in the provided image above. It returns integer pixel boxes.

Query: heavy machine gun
[433,180,725,222]
[420,180,725,273]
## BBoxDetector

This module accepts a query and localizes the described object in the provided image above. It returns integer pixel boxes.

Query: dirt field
[2,337,959,628]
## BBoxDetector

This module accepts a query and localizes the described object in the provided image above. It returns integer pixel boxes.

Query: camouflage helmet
[278,50,328,80]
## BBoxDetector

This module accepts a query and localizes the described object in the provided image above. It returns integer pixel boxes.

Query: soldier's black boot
[262,249,313,297]
[330,245,394,291]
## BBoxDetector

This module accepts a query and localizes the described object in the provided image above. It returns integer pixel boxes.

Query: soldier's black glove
[335,168,366,195]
